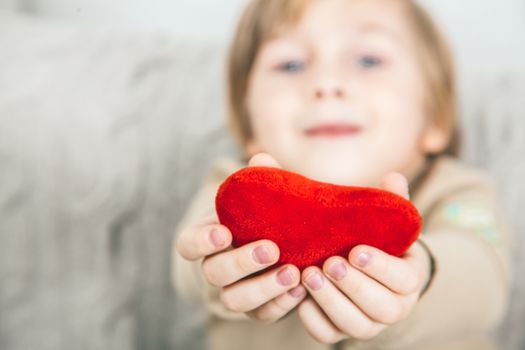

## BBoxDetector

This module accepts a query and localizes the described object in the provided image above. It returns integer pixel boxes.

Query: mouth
[304,123,363,138]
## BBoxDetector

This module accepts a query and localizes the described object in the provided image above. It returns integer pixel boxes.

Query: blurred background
[0,1,523,350]
[0,0,524,72]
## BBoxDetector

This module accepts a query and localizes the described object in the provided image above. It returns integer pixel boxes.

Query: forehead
[267,0,411,41]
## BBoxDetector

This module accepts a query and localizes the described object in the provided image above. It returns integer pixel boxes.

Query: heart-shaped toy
[215,166,422,270]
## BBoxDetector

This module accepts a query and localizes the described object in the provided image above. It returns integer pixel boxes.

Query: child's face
[245,0,446,187]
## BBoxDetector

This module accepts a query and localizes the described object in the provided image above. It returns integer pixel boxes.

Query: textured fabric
[215,166,421,270]
[174,155,511,350]
[0,10,238,350]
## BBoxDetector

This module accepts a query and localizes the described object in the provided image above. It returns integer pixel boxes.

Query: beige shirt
[172,155,511,350]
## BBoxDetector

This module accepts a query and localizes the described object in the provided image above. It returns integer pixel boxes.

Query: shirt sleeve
[345,181,512,349]
[172,162,251,321]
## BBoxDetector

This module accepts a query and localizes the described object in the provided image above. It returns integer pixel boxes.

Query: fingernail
[304,271,324,291]
[252,245,273,264]
[354,252,371,268]
[288,285,306,298]
[209,228,225,247]
[276,267,295,286]
[327,261,347,281]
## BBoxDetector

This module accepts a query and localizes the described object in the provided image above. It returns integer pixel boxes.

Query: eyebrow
[355,23,404,45]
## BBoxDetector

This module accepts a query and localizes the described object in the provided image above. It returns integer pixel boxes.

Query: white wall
[421,0,525,72]
[3,0,524,72]
[29,0,247,40]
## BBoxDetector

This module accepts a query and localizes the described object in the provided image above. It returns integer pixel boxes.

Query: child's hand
[297,173,432,344]
[176,153,306,324]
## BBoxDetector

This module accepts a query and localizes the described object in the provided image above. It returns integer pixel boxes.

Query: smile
[304,123,363,137]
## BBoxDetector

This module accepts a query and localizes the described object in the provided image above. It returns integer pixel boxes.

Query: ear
[420,125,448,154]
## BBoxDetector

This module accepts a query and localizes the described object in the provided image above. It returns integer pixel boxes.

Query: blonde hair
[226,0,459,157]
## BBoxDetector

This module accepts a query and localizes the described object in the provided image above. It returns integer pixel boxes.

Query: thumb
[380,172,410,200]
[248,152,282,169]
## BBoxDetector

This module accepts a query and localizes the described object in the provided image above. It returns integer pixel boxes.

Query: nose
[311,62,348,100]
[314,85,345,99]
[313,77,348,100]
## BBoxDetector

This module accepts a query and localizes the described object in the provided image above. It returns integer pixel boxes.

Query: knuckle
[378,301,404,324]
[297,300,343,344]
[176,225,213,260]
[352,323,377,341]
[271,296,292,316]
[348,275,366,296]
[175,232,191,259]
[297,299,309,317]
[201,259,223,287]
[359,328,380,341]
[242,292,261,312]
[246,309,262,321]
[258,277,279,300]
[250,311,272,324]
[248,306,277,325]
[403,273,419,294]
[202,215,219,226]
[316,330,342,345]
[222,285,261,313]
[220,289,244,312]
[346,320,376,340]
[379,257,391,277]
[234,249,256,275]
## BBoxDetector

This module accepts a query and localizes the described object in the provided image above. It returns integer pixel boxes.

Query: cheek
[362,69,427,141]
[376,93,425,133]
[246,73,303,146]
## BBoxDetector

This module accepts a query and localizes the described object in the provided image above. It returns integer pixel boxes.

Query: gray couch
[0,11,524,350]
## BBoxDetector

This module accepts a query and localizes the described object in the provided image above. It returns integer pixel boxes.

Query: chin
[287,160,381,187]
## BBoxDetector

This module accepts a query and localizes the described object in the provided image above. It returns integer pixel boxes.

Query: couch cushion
[0,11,239,350]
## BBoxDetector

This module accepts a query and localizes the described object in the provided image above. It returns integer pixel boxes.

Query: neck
[405,154,436,199]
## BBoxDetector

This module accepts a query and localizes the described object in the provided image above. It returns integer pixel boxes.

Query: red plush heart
[215,167,422,270]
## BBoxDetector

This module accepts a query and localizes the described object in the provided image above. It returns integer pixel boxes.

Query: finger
[221,264,300,313]
[348,245,420,295]
[202,240,279,287]
[323,257,412,324]
[380,172,409,200]
[298,297,347,344]
[176,221,232,261]
[301,267,385,340]
[248,152,282,168]
[197,213,220,226]
[247,284,307,324]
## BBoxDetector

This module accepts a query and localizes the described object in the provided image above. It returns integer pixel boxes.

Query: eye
[356,55,383,69]
[277,60,306,73]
